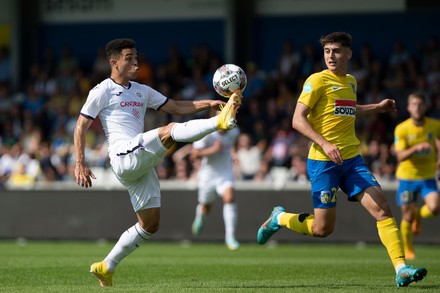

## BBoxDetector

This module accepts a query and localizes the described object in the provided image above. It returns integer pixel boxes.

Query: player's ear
[110,58,118,67]
[347,48,353,59]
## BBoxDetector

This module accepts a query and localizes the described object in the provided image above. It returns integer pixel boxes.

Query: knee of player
[375,202,393,219]
[158,122,176,149]
[223,197,235,204]
[402,214,415,223]
[201,204,212,214]
[381,208,393,219]
[431,205,440,215]
[312,226,334,238]
[142,223,160,234]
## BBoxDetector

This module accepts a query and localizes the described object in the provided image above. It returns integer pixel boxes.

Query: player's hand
[377,99,397,113]
[414,142,432,153]
[209,90,242,111]
[322,141,343,165]
[210,100,226,111]
[75,162,96,188]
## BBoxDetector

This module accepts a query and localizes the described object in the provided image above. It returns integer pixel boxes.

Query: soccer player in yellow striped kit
[257,32,427,287]
[394,92,440,260]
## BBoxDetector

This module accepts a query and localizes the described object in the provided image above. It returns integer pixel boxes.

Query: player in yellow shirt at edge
[394,92,440,260]
[257,32,427,288]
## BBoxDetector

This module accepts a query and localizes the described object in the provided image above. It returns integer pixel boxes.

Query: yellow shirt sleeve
[298,73,324,109]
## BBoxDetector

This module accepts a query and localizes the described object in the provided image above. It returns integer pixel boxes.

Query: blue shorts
[307,155,380,209]
[396,179,438,206]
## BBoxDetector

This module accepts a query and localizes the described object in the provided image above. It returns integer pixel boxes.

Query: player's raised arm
[356,99,397,115]
[160,98,226,116]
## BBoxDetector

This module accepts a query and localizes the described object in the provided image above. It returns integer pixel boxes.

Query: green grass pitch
[0,240,438,292]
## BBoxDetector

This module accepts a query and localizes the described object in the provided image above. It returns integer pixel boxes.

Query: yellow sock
[400,220,414,257]
[279,212,314,236]
[377,217,405,269]
[420,205,434,219]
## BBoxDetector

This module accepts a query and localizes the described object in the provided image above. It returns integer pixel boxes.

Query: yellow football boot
[217,90,242,130]
[90,261,114,287]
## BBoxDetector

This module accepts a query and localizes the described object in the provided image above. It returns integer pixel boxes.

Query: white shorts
[110,129,167,212]
[197,177,234,204]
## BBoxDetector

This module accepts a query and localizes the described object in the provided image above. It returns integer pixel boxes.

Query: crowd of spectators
[0,36,439,189]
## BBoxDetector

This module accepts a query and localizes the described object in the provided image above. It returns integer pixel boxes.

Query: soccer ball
[212,64,247,98]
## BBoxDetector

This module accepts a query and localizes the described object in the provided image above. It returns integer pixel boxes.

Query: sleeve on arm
[394,125,407,151]
[156,98,169,111]
[145,85,168,110]
[80,112,95,120]
[297,73,324,109]
[80,86,107,119]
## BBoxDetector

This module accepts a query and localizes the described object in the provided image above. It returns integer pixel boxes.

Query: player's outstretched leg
[90,261,114,287]
[257,206,285,244]
[217,91,242,130]
[396,265,427,287]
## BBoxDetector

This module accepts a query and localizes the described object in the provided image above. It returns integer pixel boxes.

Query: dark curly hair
[105,38,136,60]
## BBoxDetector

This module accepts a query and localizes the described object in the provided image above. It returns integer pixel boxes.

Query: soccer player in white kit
[74,38,242,287]
[191,127,240,250]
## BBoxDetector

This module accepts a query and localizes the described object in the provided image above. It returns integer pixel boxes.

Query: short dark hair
[105,38,136,60]
[320,32,352,49]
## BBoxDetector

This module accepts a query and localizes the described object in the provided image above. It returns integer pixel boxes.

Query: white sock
[396,263,406,273]
[276,212,285,225]
[195,204,208,224]
[223,203,237,239]
[171,117,218,142]
[104,223,152,272]
[195,204,203,219]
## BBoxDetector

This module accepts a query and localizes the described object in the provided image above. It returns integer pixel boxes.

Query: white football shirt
[193,127,240,182]
[80,78,168,158]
